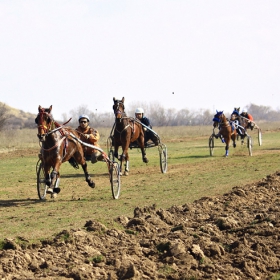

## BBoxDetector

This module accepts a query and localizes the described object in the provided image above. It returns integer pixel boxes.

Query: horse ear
[122,97,125,103]
[49,105,52,112]
[38,105,42,111]
[113,97,116,102]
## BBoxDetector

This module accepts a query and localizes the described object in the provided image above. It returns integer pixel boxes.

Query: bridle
[35,108,56,140]
[213,112,230,128]
[36,108,71,142]
[113,100,133,136]
[113,100,126,120]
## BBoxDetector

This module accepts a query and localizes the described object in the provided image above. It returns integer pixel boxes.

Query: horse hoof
[47,188,54,194]
[143,158,149,163]
[124,171,129,176]
[51,193,58,199]
[89,181,95,189]
[53,188,61,194]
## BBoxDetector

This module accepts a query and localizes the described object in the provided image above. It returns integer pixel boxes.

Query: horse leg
[43,165,51,188]
[224,136,231,157]
[121,145,130,176]
[114,144,124,175]
[140,148,148,163]
[124,159,129,176]
[231,133,237,148]
[74,151,95,188]
[47,167,61,194]
[137,135,149,163]
[225,143,229,157]
[81,162,95,188]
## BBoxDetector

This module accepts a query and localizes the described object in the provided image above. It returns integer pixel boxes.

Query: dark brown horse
[230,107,248,144]
[35,105,94,197]
[112,97,148,175]
[213,110,237,157]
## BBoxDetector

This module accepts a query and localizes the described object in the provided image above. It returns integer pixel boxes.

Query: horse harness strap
[115,124,132,135]
[41,136,67,152]
[220,121,230,127]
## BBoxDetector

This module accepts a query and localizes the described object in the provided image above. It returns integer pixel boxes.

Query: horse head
[212,110,224,127]
[35,105,54,141]
[231,107,240,121]
[113,97,125,121]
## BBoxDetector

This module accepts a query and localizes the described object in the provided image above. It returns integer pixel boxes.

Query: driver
[135,108,158,146]
[240,109,255,130]
[76,114,104,163]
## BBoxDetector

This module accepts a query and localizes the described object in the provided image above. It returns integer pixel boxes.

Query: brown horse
[213,110,237,157]
[35,105,94,197]
[112,97,148,175]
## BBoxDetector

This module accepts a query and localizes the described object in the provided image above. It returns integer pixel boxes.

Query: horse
[35,105,94,197]
[212,110,237,157]
[112,97,148,175]
[230,107,248,144]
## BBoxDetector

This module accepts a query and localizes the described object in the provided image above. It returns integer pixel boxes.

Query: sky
[1,0,280,119]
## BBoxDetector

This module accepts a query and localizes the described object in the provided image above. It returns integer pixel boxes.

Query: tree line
[0,102,280,131]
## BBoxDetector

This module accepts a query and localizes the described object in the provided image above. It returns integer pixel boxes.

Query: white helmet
[242,108,247,113]
[135,108,144,114]
[78,114,90,122]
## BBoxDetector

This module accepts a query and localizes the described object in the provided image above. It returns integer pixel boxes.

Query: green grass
[0,124,279,242]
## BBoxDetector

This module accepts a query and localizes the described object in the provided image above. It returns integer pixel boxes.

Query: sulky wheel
[247,136,253,156]
[36,161,48,200]
[159,144,168,173]
[110,161,121,199]
[258,129,262,146]
[106,137,113,156]
[209,135,215,156]
[109,149,115,161]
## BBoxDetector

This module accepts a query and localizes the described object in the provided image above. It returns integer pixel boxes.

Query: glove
[85,134,90,139]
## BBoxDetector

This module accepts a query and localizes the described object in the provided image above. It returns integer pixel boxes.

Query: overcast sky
[1,0,280,119]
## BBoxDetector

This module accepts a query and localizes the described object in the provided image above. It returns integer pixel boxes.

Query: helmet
[242,108,247,113]
[78,114,90,122]
[135,108,144,114]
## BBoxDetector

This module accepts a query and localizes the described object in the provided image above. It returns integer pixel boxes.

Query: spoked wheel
[110,161,121,199]
[107,137,113,156]
[36,160,48,200]
[159,144,168,173]
[109,149,115,161]
[247,136,253,156]
[209,135,215,156]
[258,129,262,146]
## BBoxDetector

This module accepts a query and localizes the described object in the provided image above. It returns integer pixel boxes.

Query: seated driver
[240,109,255,130]
[76,114,104,163]
[134,108,158,146]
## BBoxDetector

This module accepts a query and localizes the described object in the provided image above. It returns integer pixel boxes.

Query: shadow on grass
[172,155,213,159]
[61,172,109,178]
[0,198,43,208]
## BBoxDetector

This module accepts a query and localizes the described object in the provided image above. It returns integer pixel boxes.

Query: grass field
[0,123,279,243]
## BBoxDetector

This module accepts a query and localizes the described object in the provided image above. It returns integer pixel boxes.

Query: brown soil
[1,168,280,279]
